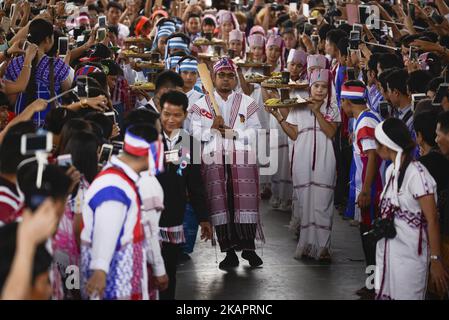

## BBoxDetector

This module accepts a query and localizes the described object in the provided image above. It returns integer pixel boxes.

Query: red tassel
[418,215,423,256]
[312,117,317,171]
[290,144,295,178]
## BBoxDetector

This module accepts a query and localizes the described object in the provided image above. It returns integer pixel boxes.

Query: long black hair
[25,19,54,107]
[55,118,92,156]
[381,118,416,189]
[63,131,99,183]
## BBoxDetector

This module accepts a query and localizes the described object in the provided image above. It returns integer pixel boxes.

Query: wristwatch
[80,98,88,108]
[430,255,441,261]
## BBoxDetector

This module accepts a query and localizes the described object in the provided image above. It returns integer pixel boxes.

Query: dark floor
[176,200,367,300]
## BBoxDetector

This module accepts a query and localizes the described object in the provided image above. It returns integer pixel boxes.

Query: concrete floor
[176,200,368,300]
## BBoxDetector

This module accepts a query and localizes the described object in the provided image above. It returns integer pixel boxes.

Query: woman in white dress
[374,118,448,299]
[268,69,340,261]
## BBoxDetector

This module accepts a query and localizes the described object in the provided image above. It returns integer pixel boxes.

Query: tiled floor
[176,200,367,300]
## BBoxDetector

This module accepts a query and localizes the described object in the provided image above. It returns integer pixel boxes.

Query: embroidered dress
[375,161,436,300]
[286,100,341,259]
[52,177,89,300]
[4,55,70,126]
[345,111,384,224]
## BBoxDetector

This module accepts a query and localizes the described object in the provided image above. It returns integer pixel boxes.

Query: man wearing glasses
[188,58,265,270]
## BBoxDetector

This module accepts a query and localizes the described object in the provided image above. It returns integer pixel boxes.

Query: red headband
[135,16,150,36]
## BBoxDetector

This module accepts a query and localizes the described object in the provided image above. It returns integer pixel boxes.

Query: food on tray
[131,82,155,91]
[193,38,224,46]
[289,80,309,86]
[124,37,151,43]
[122,49,138,55]
[271,72,282,78]
[265,78,282,84]
[265,98,282,106]
[282,98,298,104]
[193,38,209,45]
[244,73,266,81]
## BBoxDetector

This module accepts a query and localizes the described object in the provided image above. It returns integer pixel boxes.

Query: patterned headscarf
[151,19,176,50]
[164,36,190,60]
[266,35,285,70]
[213,57,236,74]
[176,57,198,73]
[74,65,102,82]
[309,68,330,86]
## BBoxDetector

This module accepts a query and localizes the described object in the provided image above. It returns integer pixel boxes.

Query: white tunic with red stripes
[286,100,341,259]
[188,90,261,155]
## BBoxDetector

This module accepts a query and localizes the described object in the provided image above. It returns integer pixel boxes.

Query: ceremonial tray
[130,82,155,91]
[264,98,309,108]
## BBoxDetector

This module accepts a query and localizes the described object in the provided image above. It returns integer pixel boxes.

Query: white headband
[375,121,403,206]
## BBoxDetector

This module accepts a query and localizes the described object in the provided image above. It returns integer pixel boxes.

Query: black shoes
[219,250,239,269]
[219,250,264,269]
[178,252,191,264]
[356,286,375,300]
[241,250,263,267]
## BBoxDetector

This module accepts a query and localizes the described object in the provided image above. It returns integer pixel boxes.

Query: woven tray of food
[289,81,309,89]
[124,37,152,45]
[244,73,269,83]
[122,51,152,59]
[135,62,165,69]
[264,97,309,108]
[193,38,225,46]
[261,79,291,89]
[130,82,155,91]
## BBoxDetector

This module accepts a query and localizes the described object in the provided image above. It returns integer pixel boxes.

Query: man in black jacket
[157,90,212,300]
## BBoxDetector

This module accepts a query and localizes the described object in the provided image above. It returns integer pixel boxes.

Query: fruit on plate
[265,98,281,105]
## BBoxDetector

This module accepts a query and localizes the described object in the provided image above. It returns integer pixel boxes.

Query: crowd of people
[0,0,448,301]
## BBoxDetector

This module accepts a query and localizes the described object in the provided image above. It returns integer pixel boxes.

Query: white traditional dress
[375,161,436,300]
[286,99,341,259]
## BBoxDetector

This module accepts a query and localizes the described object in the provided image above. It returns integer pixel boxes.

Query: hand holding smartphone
[58,37,69,58]
[96,28,106,42]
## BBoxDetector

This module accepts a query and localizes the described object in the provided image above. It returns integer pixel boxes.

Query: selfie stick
[375,19,426,30]
[47,87,77,104]
[35,151,49,189]
[363,41,400,51]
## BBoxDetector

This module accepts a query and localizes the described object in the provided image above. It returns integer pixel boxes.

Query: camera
[104,111,116,124]
[112,141,124,156]
[270,3,284,11]
[349,31,360,50]
[409,46,419,61]
[58,36,69,57]
[99,144,113,165]
[379,101,392,119]
[432,83,449,106]
[56,154,73,170]
[363,217,396,243]
[20,132,53,156]
[411,93,427,112]
[98,15,107,28]
[303,23,313,36]
[346,67,356,81]
[311,35,320,50]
